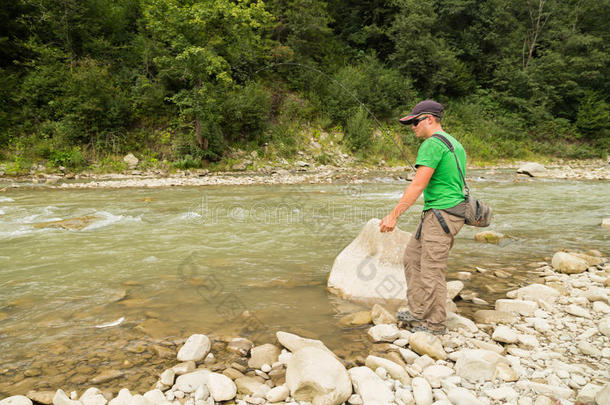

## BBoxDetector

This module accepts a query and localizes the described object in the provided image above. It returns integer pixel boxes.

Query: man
[379,100,466,335]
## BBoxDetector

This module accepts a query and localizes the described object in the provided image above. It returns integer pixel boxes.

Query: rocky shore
[2,249,608,405]
[0,159,608,189]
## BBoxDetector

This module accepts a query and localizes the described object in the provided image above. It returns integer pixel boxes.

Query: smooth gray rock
[348,367,393,404]
[454,349,517,382]
[174,370,211,393]
[371,303,396,325]
[286,346,351,405]
[422,365,454,389]
[108,389,132,405]
[265,385,289,403]
[495,299,538,316]
[552,252,588,274]
[409,331,446,360]
[367,324,400,342]
[177,334,211,362]
[123,153,139,169]
[447,388,484,405]
[248,344,280,369]
[80,388,107,405]
[234,376,269,397]
[492,325,519,344]
[1,396,33,405]
[365,355,410,384]
[52,390,82,405]
[276,331,334,355]
[26,391,54,405]
[205,373,236,402]
[528,382,573,399]
[515,284,560,303]
[411,377,433,405]
[517,162,546,176]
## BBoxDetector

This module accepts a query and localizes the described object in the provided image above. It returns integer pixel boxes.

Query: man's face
[411,115,431,139]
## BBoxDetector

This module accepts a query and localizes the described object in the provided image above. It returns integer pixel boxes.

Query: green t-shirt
[415,130,467,210]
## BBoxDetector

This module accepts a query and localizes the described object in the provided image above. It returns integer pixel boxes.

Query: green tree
[141,0,272,159]
[389,0,475,97]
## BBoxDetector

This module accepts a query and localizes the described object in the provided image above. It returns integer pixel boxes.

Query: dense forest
[1,0,608,172]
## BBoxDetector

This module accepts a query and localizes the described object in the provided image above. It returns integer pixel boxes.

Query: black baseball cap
[399,100,443,125]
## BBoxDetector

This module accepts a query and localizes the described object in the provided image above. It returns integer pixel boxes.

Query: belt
[414,209,451,240]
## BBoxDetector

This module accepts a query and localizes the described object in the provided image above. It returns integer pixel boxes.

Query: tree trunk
[195,118,208,150]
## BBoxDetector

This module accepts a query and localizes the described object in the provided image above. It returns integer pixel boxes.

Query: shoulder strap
[431,134,470,197]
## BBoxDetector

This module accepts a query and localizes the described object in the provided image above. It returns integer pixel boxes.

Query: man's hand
[379,214,397,233]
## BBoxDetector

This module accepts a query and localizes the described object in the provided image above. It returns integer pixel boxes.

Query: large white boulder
[286,346,351,405]
[348,367,393,404]
[327,219,410,303]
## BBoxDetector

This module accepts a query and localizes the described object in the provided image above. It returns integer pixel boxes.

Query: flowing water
[0,170,608,395]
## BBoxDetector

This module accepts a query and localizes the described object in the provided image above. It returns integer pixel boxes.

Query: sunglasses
[412,115,429,127]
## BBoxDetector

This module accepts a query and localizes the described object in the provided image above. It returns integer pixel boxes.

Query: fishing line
[253,62,417,172]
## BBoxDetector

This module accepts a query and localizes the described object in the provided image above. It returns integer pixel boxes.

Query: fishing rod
[253,62,417,173]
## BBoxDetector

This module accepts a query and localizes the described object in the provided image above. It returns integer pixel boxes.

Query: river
[0,169,608,395]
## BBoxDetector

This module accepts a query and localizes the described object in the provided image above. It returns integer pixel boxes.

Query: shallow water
[0,170,608,395]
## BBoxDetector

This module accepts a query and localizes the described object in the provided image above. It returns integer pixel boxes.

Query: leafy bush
[321,56,414,125]
[345,107,373,151]
[48,147,85,168]
[173,154,201,169]
[221,82,272,144]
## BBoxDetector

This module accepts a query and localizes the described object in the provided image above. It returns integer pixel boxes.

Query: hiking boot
[410,324,446,336]
[396,310,420,323]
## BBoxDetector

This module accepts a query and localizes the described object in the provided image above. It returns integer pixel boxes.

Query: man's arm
[379,165,435,232]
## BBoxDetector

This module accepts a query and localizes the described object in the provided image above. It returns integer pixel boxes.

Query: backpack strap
[430,134,470,197]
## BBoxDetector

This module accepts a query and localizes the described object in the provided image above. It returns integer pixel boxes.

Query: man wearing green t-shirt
[379,100,466,335]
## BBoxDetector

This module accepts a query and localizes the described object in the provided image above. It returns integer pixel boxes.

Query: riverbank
[2,249,609,405]
[1,158,608,189]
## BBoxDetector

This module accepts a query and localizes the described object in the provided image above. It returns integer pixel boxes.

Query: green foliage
[576,92,610,141]
[321,56,414,125]
[173,154,201,170]
[221,83,272,144]
[345,107,373,151]
[48,147,85,168]
[0,0,608,165]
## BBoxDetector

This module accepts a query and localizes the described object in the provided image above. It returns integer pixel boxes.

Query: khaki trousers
[403,209,465,331]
